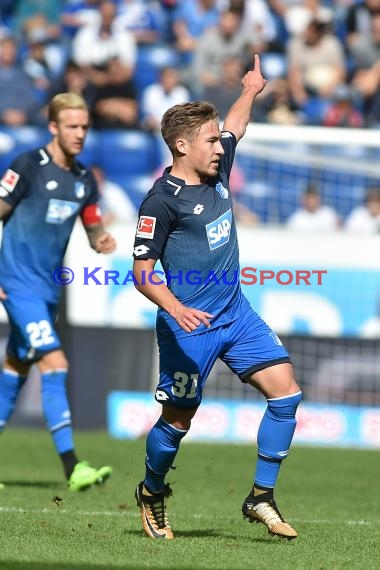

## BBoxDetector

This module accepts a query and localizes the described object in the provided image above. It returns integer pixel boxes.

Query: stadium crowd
[0,0,379,227]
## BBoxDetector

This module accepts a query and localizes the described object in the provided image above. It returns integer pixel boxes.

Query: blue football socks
[0,369,27,431]
[144,416,187,493]
[254,391,302,489]
[41,369,74,454]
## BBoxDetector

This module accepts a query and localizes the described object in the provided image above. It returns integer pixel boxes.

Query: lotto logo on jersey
[0,169,20,194]
[205,209,232,250]
[136,215,156,239]
[46,199,80,224]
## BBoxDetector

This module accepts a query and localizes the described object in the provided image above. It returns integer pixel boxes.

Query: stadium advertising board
[107,391,380,448]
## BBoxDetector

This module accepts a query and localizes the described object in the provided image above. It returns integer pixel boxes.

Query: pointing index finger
[253,53,261,72]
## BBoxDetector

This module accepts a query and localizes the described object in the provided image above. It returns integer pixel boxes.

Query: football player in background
[133,55,302,540]
[0,92,116,491]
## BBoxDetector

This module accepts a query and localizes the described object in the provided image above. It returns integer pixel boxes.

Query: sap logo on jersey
[46,199,80,224]
[206,209,232,250]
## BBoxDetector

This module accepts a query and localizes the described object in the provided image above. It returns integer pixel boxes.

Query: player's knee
[38,350,68,373]
[162,405,197,431]
[267,390,302,420]
[4,354,30,377]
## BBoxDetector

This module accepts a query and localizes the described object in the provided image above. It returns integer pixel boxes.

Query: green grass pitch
[0,428,378,570]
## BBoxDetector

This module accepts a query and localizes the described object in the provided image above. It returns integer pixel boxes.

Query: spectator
[232,0,278,52]
[348,11,380,70]
[60,0,101,39]
[158,0,180,44]
[190,8,251,96]
[345,0,380,50]
[344,187,380,233]
[13,0,62,43]
[141,65,191,131]
[286,184,340,231]
[202,56,253,121]
[287,11,346,113]
[350,13,380,126]
[172,0,221,72]
[323,84,364,128]
[267,0,324,38]
[115,0,162,45]
[91,165,137,225]
[0,36,41,126]
[258,77,300,125]
[91,57,139,130]
[71,0,136,87]
[47,59,96,109]
[141,64,191,164]
[22,26,63,101]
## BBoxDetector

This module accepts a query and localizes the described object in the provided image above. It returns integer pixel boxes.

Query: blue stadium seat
[301,97,330,125]
[107,174,154,210]
[320,181,364,218]
[236,180,279,223]
[260,52,287,80]
[77,129,101,168]
[99,130,161,176]
[134,44,180,93]
[0,126,49,173]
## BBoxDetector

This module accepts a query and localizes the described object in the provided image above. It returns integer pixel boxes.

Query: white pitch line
[0,506,377,526]
[0,506,130,516]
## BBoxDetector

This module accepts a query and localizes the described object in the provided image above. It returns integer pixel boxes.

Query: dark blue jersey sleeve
[82,168,100,207]
[0,153,32,208]
[220,131,237,180]
[133,191,178,260]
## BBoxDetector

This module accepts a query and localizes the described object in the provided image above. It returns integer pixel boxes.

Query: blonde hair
[48,92,88,123]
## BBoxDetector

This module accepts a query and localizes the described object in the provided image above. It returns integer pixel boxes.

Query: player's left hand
[0,287,7,300]
[94,232,116,254]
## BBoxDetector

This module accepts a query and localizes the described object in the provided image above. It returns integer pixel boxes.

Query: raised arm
[223,54,267,142]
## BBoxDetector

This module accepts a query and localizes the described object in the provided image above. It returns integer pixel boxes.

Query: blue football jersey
[133,131,250,337]
[0,147,99,302]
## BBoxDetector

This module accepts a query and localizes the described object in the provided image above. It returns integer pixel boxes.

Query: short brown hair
[48,92,88,122]
[161,101,219,152]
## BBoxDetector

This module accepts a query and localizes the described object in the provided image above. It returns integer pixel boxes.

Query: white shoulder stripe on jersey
[39,148,49,165]
[167,179,182,195]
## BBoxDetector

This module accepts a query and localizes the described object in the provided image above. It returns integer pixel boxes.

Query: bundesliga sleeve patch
[0,169,20,195]
[136,215,156,239]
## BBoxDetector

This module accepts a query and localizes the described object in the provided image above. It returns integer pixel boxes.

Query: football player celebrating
[0,93,116,491]
[133,55,302,540]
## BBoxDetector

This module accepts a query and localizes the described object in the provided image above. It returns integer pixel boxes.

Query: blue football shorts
[2,294,61,362]
[156,306,291,408]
